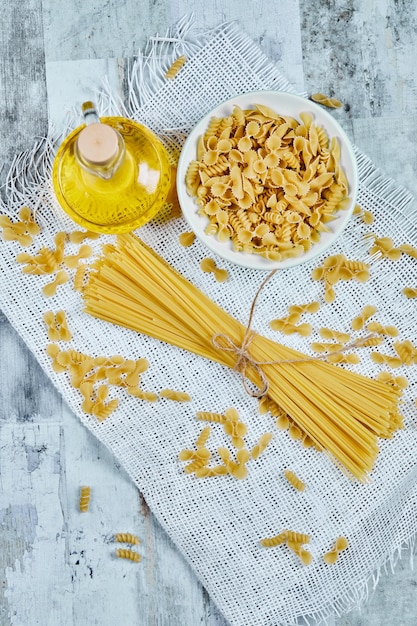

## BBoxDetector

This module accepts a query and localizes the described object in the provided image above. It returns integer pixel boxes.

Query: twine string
[212,269,377,398]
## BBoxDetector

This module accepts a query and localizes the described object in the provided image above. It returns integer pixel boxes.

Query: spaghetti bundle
[83,234,402,482]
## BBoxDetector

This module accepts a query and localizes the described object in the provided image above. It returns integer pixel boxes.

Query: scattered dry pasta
[43,269,69,297]
[200,257,229,282]
[312,254,370,302]
[43,309,72,342]
[353,203,374,224]
[178,231,196,247]
[114,533,141,545]
[270,301,319,335]
[0,207,40,246]
[165,54,187,79]
[180,408,272,479]
[398,243,417,259]
[318,327,350,343]
[258,396,317,449]
[351,305,377,331]
[159,388,191,402]
[73,264,88,292]
[365,233,402,261]
[260,529,312,565]
[69,230,100,244]
[323,536,349,564]
[115,548,141,563]
[63,244,93,268]
[394,340,417,366]
[370,352,402,368]
[250,432,273,459]
[79,485,91,512]
[46,346,154,419]
[366,321,398,337]
[403,287,417,299]
[15,230,93,297]
[284,469,306,491]
[371,340,417,369]
[376,372,408,390]
[310,93,342,109]
[185,103,352,261]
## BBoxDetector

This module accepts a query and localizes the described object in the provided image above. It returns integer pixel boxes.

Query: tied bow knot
[212,332,269,398]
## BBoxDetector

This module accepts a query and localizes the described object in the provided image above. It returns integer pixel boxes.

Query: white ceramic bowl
[176,91,358,270]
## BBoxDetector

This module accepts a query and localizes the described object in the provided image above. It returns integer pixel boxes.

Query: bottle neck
[75,102,125,180]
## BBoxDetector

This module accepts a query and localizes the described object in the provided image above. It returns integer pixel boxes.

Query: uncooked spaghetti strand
[254,333,400,425]
[119,235,243,354]
[85,287,221,361]
[90,251,223,356]
[114,239,236,357]
[253,336,399,438]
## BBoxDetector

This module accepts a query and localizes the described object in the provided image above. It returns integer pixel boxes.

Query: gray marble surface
[1,1,417,625]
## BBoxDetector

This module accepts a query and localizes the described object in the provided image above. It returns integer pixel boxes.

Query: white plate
[176,91,358,271]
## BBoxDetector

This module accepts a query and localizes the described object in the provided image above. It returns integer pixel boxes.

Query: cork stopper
[77,122,119,166]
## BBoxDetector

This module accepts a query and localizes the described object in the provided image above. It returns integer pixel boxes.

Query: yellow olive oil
[52,113,171,234]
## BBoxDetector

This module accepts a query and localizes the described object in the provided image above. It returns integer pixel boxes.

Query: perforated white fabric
[1,20,417,626]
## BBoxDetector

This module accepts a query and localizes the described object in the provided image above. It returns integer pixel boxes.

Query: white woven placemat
[1,18,417,626]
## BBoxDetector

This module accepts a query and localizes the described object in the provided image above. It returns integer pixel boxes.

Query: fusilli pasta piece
[116,548,141,563]
[284,469,306,491]
[79,485,91,512]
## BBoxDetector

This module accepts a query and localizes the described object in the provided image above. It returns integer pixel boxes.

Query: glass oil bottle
[52,102,171,234]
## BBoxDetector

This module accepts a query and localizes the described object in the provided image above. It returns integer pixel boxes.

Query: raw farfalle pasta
[185,103,352,261]
[318,327,350,343]
[16,230,92,297]
[323,536,349,564]
[283,469,306,491]
[165,54,187,79]
[326,353,360,364]
[403,287,417,299]
[398,243,417,259]
[115,548,141,563]
[43,309,72,342]
[159,388,191,402]
[79,485,91,512]
[69,230,100,244]
[371,340,417,369]
[46,344,154,420]
[393,340,417,366]
[370,352,402,368]
[178,231,196,247]
[16,232,66,274]
[310,93,343,109]
[353,203,374,224]
[0,206,40,246]
[376,372,408,390]
[312,254,370,303]
[366,321,398,337]
[180,408,271,479]
[365,233,402,261]
[250,432,273,459]
[260,529,312,565]
[351,305,377,331]
[43,269,69,297]
[200,257,229,282]
[63,244,93,269]
[270,301,319,336]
